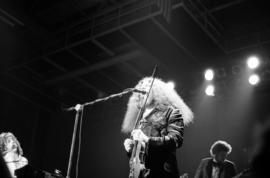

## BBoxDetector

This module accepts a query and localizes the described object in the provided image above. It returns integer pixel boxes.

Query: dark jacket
[136,104,184,178]
[194,158,237,178]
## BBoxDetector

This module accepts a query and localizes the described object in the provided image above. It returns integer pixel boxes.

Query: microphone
[132,88,147,94]
[125,88,147,94]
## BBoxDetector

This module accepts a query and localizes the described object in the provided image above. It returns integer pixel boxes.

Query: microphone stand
[66,104,83,178]
[64,87,143,178]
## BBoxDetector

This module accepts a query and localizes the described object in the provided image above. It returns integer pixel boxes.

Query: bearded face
[135,78,155,108]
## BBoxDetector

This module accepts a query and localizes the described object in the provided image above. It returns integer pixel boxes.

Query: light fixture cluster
[247,56,260,85]
[204,69,215,96]
[203,55,261,96]
[247,56,260,86]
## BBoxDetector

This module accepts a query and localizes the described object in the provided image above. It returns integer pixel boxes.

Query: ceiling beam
[46,1,183,56]
[194,0,224,31]
[92,39,115,56]
[43,56,67,72]
[0,85,53,113]
[120,28,185,82]
[75,77,102,94]
[120,61,144,79]
[66,48,124,91]
[120,29,159,63]
[23,65,44,81]
[44,50,143,84]
[182,0,227,53]
[119,28,171,73]
[209,0,247,13]
[67,49,89,64]
[5,73,63,105]
[5,0,182,72]
[64,0,170,33]
[227,38,270,54]
[43,56,103,94]
[151,17,200,64]
[0,8,24,27]
[97,70,126,89]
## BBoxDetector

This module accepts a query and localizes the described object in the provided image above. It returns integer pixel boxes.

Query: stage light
[167,81,175,89]
[204,69,214,81]
[247,56,260,69]
[248,74,260,85]
[205,85,215,96]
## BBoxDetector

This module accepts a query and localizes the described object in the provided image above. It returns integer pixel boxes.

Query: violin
[128,66,157,178]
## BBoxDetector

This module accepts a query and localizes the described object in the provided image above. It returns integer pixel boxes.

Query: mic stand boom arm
[64,87,145,178]
[64,88,143,111]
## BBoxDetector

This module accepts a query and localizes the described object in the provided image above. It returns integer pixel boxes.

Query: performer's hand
[132,129,149,143]
[123,138,134,152]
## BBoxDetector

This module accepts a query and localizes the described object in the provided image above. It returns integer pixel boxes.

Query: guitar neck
[232,168,250,178]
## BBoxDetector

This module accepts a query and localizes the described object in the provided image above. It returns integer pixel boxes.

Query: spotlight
[247,56,260,69]
[205,85,215,96]
[248,74,260,85]
[204,69,214,81]
[167,81,175,89]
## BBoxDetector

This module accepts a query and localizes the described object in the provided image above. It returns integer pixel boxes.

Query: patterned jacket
[136,104,184,178]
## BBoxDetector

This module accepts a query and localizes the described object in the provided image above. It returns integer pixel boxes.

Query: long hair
[121,77,194,133]
[0,132,23,156]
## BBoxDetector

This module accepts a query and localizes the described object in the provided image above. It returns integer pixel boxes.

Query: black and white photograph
[0,0,269,178]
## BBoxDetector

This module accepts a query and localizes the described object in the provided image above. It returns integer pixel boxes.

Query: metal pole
[66,104,83,178]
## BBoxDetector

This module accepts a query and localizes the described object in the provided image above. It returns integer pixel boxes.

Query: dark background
[1,0,270,177]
